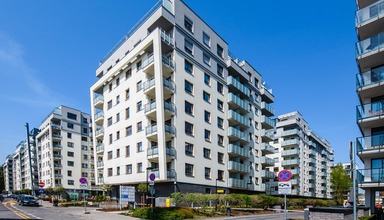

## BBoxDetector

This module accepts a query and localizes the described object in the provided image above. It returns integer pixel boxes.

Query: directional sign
[278,181,292,195]
[278,170,292,182]
[38,188,45,194]
[79,177,88,184]
[150,186,156,196]
[149,173,156,181]
[38,182,45,188]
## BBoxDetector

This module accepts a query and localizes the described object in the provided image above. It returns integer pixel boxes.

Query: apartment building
[264,112,333,198]
[3,154,14,193]
[36,105,93,190]
[90,0,276,197]
[355,0,384,212]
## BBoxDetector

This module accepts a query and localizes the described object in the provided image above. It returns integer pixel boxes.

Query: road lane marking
[3,200,41,219]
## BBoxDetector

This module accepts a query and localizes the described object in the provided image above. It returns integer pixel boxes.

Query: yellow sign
[166,198,170,207]
[217,189,224,194]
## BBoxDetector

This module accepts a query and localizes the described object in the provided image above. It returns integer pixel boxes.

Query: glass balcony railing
[165,124,176,135]
[51,124,61,130]
[147,147,176,157]
[308,158,317,164]
[281,149,300,156]
[145,101,175,114]
[142,54,154,69]
[261,170,275,178]
[163,78,175,91]
[356,32,384,56]
[93,95,104,104]
[357,134,384,153]
[146,124,175,136]
[261,102,275,115]
[143,78,156,91]
[95,128,104,137]
[281,159,300,166]
[94,111,104,121]
[261,115,276,128]
[261,156,275,166]
[261,129,274,140]
[281,139,300,147]
[356,0,384,25]
[228,110,248,127]
[227,93,249,112]
[227,76,250,96]
[356,67,384,89]
[357,168,383,184]
[228,127,250,142]
[228,178,247,189]
[228,161,250,173]
[96,144,104,153]
[281,129,301,137]
[356,101,384,120]
[97,161,104,167]
[160,29,175,47]
[162,55,174,69]
[260,143,275,153]
[227,144,249,158]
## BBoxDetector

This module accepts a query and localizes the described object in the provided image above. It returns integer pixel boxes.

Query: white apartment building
[3,154,14,193]
[265,112,334,198]
[36,105,93,190]
[91,0,275,197]
[355,0,384,213]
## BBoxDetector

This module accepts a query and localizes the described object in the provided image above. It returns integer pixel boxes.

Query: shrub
[359,215,375,220]
[131,207,194,220]
[59,201,87,207]
[259,195,278,210]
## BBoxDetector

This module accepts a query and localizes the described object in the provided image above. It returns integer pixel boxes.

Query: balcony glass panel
[261,156,275,166]
[227,144,249,157]
[228,110,248,127]
[228,161,250,173]
[162,55,174,69]
[227,93,249,112]
[143,78,156,91]
[261,115,276,127]
[228,178,247,188]
[94,111,104,121]
[261,129,274,140]
[281,159,300,166]
[163,78,175,91]
[93,95,104,104]
[282,149,300,156]
[142,54,154,69]
[357,134,384,153]
[261,102,275,115]
[356,101,384,120]
[260,143,275,153]
[356,32,384,56]
[228,127,250,142]
[227,76,250,96]
[281,139,300,147]
[356,0,384,25]
[357,66,384,89]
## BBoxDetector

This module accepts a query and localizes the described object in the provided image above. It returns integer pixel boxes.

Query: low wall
[309,207,370,220]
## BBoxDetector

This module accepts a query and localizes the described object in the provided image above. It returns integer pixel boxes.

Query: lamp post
[25,123,35,196]
[215,178,219,194]
[146,166,153,207]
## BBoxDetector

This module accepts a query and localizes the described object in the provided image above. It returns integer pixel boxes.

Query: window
[204,73,210,86]
[126,126,132,136]
[67,133,72,139]
[83,154,88,160]
[185,163,194,177]
[67,142,74,148]
[126,164,132,174]
[82,163,88,168]
[218,135,224,146]
[204,129,211,141]
[109,83,112,92]
[67,123,74,129]
[67,112,77,120]
[217,44,224,58]
[137,81,142,92]
[109,134,113,144]
[116,131,120,140]
[218,170,224,181]
[217,64,224,77]
[82,128,88,134]
[137,163,143,173]
[217,82,224,94]
[203,53,211,66]
[126,107,130,119]
[81,145,87,151]
[203,91,211,103]
[203,148,211,159]
[137,61,142,71]
[205,167,211,179]
[185,122,194,136]
[185,80,194,95]
[125,88,130,100]
[218,152,224,164]
[126,69,132,79]
[116,95,120,105]
[218,117,224,129]
[185,142,194,156]
[137,121,143,132]
[137,142,143,152]
[116,113,120,122]
[217,99,224,111]
[185,59,193,74]
[204,111,211,123]
[68,180,74,185]
[137,101,142,112]
[184,16,193,33]
[108,100,112,109]
[116,77,120,87]
[203,32,210,47]
[116,166,120,176]
[67,161,74,167]
[108,151,113,160]
[67,151,74,157]
[68,170,72,177]
[81,136,87,141]
[185,101,194,115]
[108,168,113,177]
[108,117,113,126]
[185,39,193,55]
[126,145,130,157]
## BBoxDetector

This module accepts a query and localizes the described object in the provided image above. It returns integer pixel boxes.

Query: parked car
[19,196,39,206]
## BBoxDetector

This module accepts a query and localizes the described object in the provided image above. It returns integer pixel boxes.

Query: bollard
[304,208,310,220]
[226,206,231,216]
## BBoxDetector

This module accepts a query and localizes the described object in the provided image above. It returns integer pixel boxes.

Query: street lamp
[146,166,153,207]
[215,178,219,194]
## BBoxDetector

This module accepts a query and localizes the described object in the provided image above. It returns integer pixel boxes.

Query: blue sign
[150,186,156,196]
[122,195,129,199]
[79,177,88,184]
[38,188,45,194]
[149,173,156,181]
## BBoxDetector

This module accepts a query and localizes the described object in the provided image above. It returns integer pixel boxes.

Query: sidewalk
[40,200,139,220]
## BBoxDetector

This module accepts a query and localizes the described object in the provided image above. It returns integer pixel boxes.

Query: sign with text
[120,185,135,208]
[278,181,292,195]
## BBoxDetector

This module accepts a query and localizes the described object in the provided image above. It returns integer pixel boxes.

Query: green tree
[331,163,352,205]
[101,184,112,197]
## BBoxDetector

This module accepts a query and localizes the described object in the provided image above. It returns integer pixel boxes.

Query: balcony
[261,170,275,179]
[281,159,300,166]
[260,85,274,103]
[162,55,175,76]
[227,76,250,97]
[52,144,62,150]
[308,174,316,180]
[96,144,104,154]
[291,168,299,175]
[261,129,274,142]
[167,169,176,179]
[357,102,384,129]
[142,54,155,74]
[261,102,275,117]
[146,124,175,139]
[143,77,175,98]
[51,124,61,130]
[95,128,104,139]
[228,127,250,143]
[357,134,384,160]
[53,154,62,160]
[261,116,275,129]
[290,179,298,185]
[261,156,275,166]
[228,161,250,173]
[282,149,300,157]
[94,111,104,125]
[54,174,62,179]
[97,161,104,169]
[227,93,249,114]
[144,101,175,120]
[281,129,302,137]
[260,143,275,154]
[93,95,104,109]
[227,144,249,158]
[356,31,384,70]
[52,134,61,141]
[147,147,176,158]
[98,177,104,184]
[227,110,249,129]
[308,166,316,172]
[160,29,175,47]
[308,183,316,188]
[356,0,384,39]
[227,178,247,189]
[281,139,300,148]
[308,158,317,164]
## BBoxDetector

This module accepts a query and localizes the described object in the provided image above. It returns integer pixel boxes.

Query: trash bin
[226,206,231,216]
[375,204,383,220]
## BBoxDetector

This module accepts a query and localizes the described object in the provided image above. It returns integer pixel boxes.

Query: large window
[185,142,194,156]
[203,148,211,159]
[67,112,77,120]
[185,163,194,177]
[205,167,211,179]
[185,122,194,136]
[185,39,193,55]
[184,16,193,33]
[185,60,193,74]
[185,80,194,95]
[204,129,211,142]
[203,32,210,47]
[372,159,384,182]
[203,91,211,103]
[204,73,211,86]
[185,101,194,115]
[204,111,211,123]
[217,44,224,58]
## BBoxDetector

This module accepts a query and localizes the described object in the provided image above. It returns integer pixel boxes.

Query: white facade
[266,112,334,198]
[91,0,275,195]
[36,105,93,190]
[3,154,14,193]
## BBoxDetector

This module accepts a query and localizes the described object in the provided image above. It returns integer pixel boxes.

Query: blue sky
[0,0,358,165]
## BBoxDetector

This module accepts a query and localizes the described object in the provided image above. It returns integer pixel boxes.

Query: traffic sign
[80,184,88,189]
[149,181,155,186]
[150,186,155,196]
[278,181,292,195]
[278,170,292,182]
[79,177,88,184]
[38,182,45,188]
[149,173,156,181]
[38,188,45,194]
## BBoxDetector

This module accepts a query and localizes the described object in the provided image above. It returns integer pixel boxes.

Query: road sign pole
[284,193,287,220]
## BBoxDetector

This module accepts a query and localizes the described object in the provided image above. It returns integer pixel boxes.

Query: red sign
[38,182,45,188]
[278,170,292,182]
